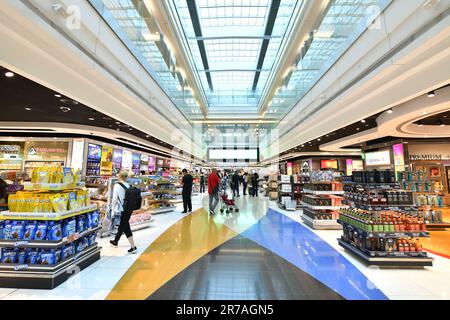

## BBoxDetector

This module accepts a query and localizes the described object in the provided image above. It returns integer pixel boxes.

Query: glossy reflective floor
[108,194,387,300]
[149,235,344,300]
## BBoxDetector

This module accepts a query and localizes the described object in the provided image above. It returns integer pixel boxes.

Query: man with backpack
[109,170,140,253]
[208,168,221,215]
[199,171,206,193]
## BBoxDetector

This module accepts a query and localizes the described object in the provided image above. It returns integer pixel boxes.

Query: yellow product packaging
[44,194,53,213]
[33,195,41,213]
[73,169,81,184]
[68,192,78,210]
[51,193,69,213]
[76,190,87,208]
[34,167,51,184]
[39,195,46,213]
[7,194,17,212]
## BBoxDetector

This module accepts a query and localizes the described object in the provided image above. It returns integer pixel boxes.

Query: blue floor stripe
[241,209,388,300]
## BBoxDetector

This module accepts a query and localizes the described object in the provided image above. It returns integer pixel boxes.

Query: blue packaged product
[76,214,87,233]
[17,250,27,265]
[76,237,88,253]
[69,243,76,256]
[34,221,48,240]
[46,221,62,241]
[62,217,76,238]
[40,250,56,265]
[23,221,38,240]
[88,211,100,228]
[9,221,25,240]
[87,233,97,246]
[54,248,62,263]
[26,249,40,265]
[1,249,17,263]
[0,221,4,239]
[0,221,11,240]
[61,245,71,260]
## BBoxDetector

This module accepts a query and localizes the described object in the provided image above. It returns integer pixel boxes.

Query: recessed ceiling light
[422,111,428,115]
[60,106,71,112]
[428,91,435,98]
[440,122,445,127]
[356,128,360,131]
[88,118,95,121]
[146,135,150,138]
[301,145,305,147]
[54,94,62,98]
[24,107,32,111]
[318,138,321,141]
[361,119,366,123]
[5,72,14,78]
[418,122,424,127]
[129,128,133,131]
[387,109,393,114]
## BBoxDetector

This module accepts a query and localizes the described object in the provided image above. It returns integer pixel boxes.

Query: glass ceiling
[267,0,392,119]
[90,0,391,124]
[170,0,300,114]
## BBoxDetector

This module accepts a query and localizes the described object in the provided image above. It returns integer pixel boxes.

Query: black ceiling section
[187,0,214,91]
[251,0,281,91]
[0,66,192,158]
[0,132,172,159]
[414,110,450,126]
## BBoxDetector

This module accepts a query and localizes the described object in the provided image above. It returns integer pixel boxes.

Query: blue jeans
[209,192,219,212]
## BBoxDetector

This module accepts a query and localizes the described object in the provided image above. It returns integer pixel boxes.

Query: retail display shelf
[0,204,98,221]
[350,204,418,211]
[141,191,152,197]
[24,182,85,191]
[301,202,347,210]
[303,189,345,195]
[85,183,107,188]
[338,238,433,267]
[149,207,175,215]
[426,222,450,230]
[301,215,342,230]
[337,220,429,238]
[0,245,101,289]
[0,226,102,249]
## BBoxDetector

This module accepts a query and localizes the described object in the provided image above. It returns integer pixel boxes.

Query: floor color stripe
[148,235,344,300]
[107,208,238,300]
[241,209,389,300]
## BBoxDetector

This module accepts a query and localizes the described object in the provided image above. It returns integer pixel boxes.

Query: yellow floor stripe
[107,208,238,300]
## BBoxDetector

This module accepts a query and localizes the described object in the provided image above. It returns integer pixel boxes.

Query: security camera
[60,106,71,112]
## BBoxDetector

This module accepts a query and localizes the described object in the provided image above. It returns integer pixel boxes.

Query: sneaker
[110,240,118,248]
[128,247,137,254]
[181,211,187,214]
[209,210,215,215]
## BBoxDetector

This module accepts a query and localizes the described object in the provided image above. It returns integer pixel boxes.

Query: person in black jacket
[181,169,193,213]
[199,171,206,193]
[251,172,259,197]
[231,170,240,197]
[242,172,248,196]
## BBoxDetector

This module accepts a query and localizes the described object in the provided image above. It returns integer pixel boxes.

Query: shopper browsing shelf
[109,170,138,254]
[208,168,221,215]
[181,169,193,214]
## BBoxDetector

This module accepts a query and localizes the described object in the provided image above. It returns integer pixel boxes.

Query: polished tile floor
[1,193,449,300]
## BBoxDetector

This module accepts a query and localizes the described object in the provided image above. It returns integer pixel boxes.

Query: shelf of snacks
[0,165,101,289]
[300,174,345,229]
[337,171,434,267]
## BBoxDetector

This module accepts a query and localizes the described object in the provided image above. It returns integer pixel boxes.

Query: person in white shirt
[109,170,137,253]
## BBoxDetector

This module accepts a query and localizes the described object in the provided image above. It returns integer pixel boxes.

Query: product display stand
[278,175,295,211]
[301,181,345,230]
[293,174,310,209]
[338,174,434,267]
[267,176,278,201]
[0,184,101,289]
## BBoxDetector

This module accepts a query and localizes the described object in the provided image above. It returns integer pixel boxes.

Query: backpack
[118,182,142,212]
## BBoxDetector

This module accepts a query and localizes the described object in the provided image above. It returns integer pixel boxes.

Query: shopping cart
[219,190,239,214]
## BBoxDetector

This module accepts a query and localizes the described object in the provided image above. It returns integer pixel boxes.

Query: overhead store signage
[122,150,132,170]
[321,160,338,170]
[87,144,102,161]
[112,149,123,173]
[409,154,446,161]
[365,150,391,166]
[392,143,405,166]
[0,145,20,153]
[208,149,258,160]
[24,141,68,161]
[407,143,450,160]
[148,156,155,172]
[101,146,113,175]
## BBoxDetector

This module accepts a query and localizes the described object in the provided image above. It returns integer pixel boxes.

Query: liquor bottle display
[337,171,434,267]
[301,172,346,230]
